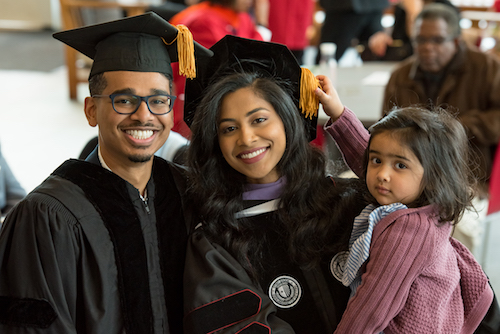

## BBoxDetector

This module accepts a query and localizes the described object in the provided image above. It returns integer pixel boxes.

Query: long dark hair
[187,71,362,280]
[365,106,476,224]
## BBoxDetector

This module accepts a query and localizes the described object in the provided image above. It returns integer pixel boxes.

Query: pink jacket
[325,108,494,334]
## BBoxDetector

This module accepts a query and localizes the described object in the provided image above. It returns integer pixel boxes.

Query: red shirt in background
[169,2,263,138]
[267,0,314,52]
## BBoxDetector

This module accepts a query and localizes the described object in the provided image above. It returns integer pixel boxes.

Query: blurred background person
[147,0,201,21]
[266,0,315,65]
[317,0,390,62]
[363,0,459,61]
[169,0,268,138]
[0,142,26,222]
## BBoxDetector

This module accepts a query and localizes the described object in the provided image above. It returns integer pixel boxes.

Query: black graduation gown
[0,153,190,333]
[184,178,367,333]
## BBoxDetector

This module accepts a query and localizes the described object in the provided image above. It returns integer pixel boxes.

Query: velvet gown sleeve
[0,178,123,333]
[183,230,295,334]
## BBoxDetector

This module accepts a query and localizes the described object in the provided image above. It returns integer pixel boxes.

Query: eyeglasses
[413,36,453,45]
[92,93,176,115]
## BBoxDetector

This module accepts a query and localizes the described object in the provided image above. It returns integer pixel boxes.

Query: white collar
[97,146,112,172]
[235,199,281,219]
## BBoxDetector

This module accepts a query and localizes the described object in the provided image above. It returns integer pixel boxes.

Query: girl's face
[218,87,286,184]
[366,131,424,206]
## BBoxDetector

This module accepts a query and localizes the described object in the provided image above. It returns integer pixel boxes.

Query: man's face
[84,71,173,170]
[413,18,458,73]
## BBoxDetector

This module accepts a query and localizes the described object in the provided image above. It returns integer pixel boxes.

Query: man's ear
[84,97,98,127]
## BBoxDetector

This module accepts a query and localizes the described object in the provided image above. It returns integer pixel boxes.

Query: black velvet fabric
[53,157,190,333]
[152,159,189,333]
[0,297,57,328]
[185,290,262,334]
[54,160,155,334]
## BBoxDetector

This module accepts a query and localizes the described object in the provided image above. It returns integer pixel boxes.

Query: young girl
[182,36,367,333]
[316,75,494,333]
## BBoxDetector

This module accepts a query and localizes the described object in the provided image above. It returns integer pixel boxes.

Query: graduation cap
[183,35,320,141]
[53,12,213,79]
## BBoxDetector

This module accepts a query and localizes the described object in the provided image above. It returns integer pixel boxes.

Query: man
[0,13,211,333]
[382,3,500,253]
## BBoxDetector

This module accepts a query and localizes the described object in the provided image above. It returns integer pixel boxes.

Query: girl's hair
[187,71,363,280]
[365,106,476,224]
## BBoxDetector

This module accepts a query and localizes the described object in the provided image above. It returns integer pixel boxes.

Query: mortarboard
[53,12,213,79]
[183,35,320,141]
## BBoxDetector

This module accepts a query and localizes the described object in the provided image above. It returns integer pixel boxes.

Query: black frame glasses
[92,93,177,115]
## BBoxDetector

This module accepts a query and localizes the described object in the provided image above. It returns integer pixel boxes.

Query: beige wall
[0,0,55,30]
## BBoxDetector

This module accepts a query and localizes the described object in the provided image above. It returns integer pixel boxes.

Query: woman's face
[218,87,286,184]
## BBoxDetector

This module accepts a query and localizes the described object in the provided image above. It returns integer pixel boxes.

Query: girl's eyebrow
[219,108,269,124]
[369,149,411,162]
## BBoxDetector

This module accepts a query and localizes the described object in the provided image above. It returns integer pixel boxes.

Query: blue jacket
[0,144,26,215]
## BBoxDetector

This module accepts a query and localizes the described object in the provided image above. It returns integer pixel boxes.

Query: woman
[182,35,366,333]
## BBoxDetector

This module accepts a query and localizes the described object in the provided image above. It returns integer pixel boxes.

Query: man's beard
[128,154,153,163]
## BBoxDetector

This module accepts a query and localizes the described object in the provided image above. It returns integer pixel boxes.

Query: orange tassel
[299,67,321,119]
[163,24,196,79]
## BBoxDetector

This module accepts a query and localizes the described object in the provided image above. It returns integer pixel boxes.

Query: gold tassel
[299,67,321,119]
[163,24,196,79]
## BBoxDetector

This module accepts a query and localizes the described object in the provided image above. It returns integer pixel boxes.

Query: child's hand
[315,75,344,122]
